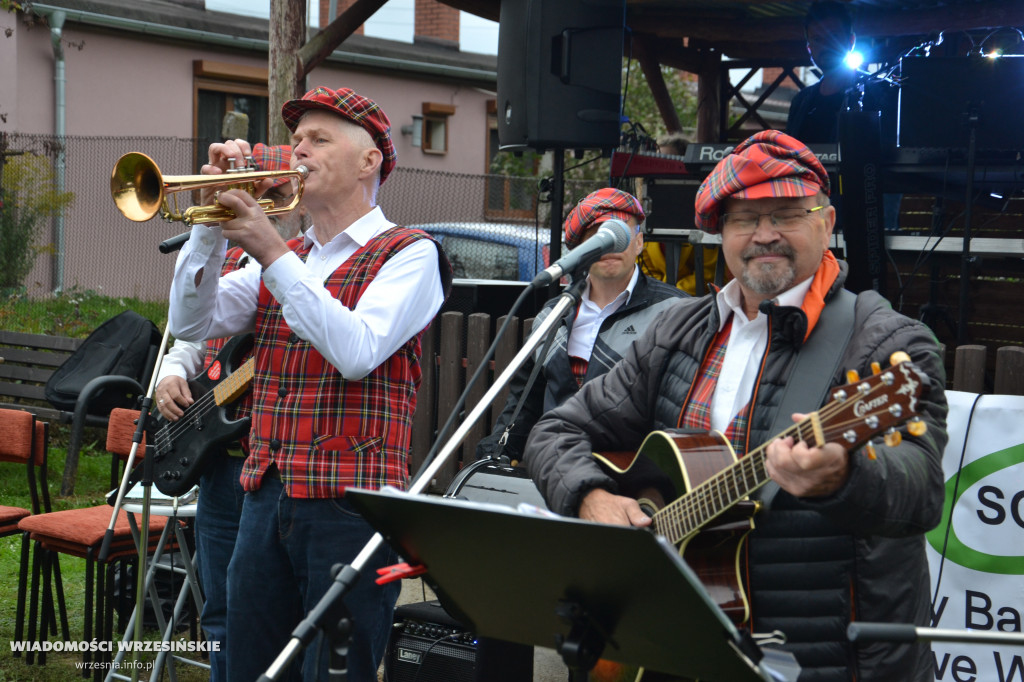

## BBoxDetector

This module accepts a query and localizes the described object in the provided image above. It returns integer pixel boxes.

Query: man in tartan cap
[154,143,300,682]
[167,87,451,681]
[523,130,948,681]
[475,187,685,464]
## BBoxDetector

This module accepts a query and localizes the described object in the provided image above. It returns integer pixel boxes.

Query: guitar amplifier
[384,600,532,682]
[385,600,477,682]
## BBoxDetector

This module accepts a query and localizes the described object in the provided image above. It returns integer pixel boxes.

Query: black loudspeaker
[497,0,626,152]
[384,600,532,682]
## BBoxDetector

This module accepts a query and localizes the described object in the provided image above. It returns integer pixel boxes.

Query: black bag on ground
[45,310,160,416]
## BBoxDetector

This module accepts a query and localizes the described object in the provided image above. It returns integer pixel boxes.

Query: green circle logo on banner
[927,445,1024,574]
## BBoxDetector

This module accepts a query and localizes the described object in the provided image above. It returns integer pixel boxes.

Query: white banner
[927,391,1024,682]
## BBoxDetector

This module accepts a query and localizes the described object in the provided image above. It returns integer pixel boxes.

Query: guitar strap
[756,288,857,507]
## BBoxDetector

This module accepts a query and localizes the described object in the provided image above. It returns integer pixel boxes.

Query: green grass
[0,291,207,680]
[0,286,168,337]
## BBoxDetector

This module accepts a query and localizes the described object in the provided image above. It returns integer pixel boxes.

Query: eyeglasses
[720,206,825,235]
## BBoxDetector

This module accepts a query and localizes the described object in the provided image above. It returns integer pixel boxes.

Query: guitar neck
[211,357,255,405]
[653,414,821,545]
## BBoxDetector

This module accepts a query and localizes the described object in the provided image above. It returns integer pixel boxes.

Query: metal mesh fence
[1,133,608,317]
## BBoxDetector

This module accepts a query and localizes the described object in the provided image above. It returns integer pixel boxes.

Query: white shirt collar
[715,274,816,331]
[303,205,391,249]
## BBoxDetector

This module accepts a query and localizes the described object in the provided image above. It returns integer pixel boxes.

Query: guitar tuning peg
[864,441,878,460]
[846,369,860,383]
[907,418,927,437]
[889,351,911,365]
[870,361,882,375]
[883,429,902,447]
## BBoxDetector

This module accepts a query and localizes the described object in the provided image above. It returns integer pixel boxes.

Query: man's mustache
[742,244,796,262]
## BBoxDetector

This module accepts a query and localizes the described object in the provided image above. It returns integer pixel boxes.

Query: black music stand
[346,490,798,681]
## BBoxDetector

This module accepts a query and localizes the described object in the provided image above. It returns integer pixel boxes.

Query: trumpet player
[167,86,452,682]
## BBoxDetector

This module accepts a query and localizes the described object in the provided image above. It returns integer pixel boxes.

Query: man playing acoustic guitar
[523,130,948,681]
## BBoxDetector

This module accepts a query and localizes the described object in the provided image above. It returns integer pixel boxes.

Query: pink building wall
[3,8,495,301]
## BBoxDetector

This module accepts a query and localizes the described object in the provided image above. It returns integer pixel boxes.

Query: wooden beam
[629,0,1024,45]
[634,40,682,134]
[630,13,803,44]
[298,0,389,76]
[436,0,499,23]
[696,50,721,143]
[855,0,1024,40]
[637,37,702,73]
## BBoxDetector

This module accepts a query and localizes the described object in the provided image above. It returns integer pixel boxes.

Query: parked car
[409,221,564,282]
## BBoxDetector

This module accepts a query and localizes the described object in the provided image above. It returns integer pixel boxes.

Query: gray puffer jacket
[525,260,948,682]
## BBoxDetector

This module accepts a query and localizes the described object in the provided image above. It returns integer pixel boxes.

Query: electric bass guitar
[594,353,928,622]
[150,333,255,496]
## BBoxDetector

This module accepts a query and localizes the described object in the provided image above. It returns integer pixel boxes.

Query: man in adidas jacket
[476,188,685,464]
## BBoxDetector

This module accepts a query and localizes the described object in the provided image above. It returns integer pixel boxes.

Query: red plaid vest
[679,317,750,455]
[240,228,431,498]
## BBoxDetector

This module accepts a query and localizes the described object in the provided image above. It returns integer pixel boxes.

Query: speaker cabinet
[497,0,626,152]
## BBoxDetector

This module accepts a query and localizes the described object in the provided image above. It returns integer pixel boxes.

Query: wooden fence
[412,311,1024,492]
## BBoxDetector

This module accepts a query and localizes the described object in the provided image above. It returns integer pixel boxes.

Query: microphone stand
[258,275,590,681]
[98,323,170,680]
[847,622,1024,646]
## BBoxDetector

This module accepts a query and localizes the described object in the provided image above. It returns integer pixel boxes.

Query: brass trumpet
[110,151,308,225]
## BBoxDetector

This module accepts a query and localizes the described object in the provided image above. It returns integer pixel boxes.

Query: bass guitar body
[151,333,255,496]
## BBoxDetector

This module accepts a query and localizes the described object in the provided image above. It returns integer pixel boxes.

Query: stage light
[990,192,1004,200]
[985,49,1003,58]
[844,50,864,70]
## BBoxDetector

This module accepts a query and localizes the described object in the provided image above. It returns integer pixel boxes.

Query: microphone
[159,232,191,254]
[531,218,633,287]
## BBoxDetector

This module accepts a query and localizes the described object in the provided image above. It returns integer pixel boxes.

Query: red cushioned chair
[0,408,55,660]
[18,408,174,678]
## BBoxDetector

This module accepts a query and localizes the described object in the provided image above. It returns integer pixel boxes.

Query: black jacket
[525,261,948,682]
[476,272,685,463]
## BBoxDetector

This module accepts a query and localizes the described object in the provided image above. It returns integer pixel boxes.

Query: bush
[0,151,75,294]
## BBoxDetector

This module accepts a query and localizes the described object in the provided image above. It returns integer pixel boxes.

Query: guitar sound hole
[637,496,661,518]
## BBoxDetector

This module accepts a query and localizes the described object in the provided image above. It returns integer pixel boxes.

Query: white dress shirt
[157,254,259,383]
[709,275,814,432]
[566,266,640,360]
[168,206,445,380]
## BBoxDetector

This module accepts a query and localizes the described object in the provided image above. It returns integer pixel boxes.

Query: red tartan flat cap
[281,86,397,185]
[694,130,830,233]
[563,188,645,249]
[251,143,293,187]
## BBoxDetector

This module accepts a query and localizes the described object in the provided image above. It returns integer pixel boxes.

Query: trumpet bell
[110,151,307,225]
[111,152,165,222]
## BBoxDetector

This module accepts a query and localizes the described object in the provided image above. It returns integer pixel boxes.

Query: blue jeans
[195,452,246,682]
[226,474,400,682]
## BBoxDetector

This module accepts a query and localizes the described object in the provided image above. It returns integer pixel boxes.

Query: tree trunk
[269,0,307,145]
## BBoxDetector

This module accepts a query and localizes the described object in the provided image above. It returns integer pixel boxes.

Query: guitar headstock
[816,352,927,458]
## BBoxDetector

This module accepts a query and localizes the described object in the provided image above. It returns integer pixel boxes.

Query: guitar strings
[654,376,900,540]
[152,387,229,452]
